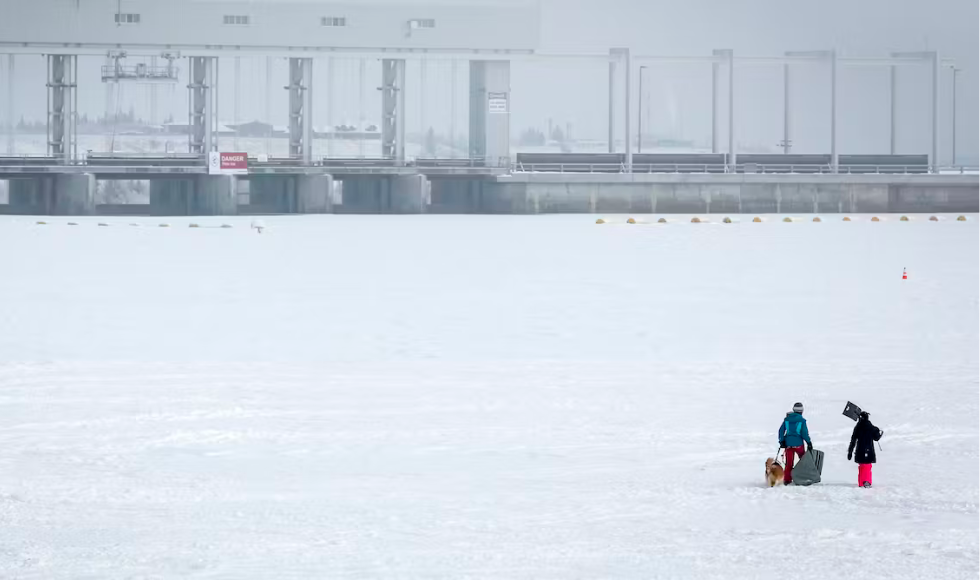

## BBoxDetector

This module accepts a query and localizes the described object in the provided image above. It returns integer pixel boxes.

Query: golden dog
[766,457,785,487]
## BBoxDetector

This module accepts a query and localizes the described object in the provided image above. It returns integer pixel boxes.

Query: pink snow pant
[858,463,873,487]
[784,445,805,485]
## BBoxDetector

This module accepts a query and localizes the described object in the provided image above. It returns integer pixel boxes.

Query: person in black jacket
[847,411,883,488]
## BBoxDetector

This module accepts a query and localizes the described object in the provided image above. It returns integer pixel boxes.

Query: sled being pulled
[792,448,824,486]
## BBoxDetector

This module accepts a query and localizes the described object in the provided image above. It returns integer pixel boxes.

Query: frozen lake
[0,215,977,578]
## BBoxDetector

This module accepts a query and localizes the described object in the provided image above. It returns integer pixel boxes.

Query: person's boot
[862,481,871,488]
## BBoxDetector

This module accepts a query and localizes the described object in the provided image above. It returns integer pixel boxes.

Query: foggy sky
[1,0,977,161]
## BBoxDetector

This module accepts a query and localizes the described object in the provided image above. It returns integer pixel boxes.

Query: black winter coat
[848,417,883,464]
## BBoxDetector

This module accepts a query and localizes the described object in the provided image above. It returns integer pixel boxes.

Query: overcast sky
[1,0,976,161]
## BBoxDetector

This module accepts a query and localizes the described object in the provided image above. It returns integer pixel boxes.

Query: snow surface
[0,214,977,579]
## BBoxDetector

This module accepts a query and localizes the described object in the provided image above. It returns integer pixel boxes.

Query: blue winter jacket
[779,413,811,448]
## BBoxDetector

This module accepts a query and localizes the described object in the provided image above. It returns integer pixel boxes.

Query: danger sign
[208,152,248,175]
[488,92,508,114]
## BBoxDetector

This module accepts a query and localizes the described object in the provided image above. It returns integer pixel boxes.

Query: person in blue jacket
[778,402,813,485]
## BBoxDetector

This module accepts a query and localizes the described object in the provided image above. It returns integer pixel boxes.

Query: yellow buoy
[189,223,200,228]
[812,217,822,222]
[900,216,910,221]
[782,217,793,223]
[691,217,702,223]
[752,217,762,223]
[957,215,968,221]
[871,217,880,222]
[722,217,732,223]
[36,221,47,225]
[595,218,606,224]
[843,217,852,222]
[657,217,667,223]
[626,217,636,224]
[929,216,939,222]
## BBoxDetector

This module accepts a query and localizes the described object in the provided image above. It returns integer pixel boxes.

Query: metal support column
[637,66,646,153]
[287,57,313,162]
[381,58,405,161]
[187,56,215,154]
[326,57,334,158]
[951,66,960,166]
[150,55,158,125]
[264,57,273,152]
[782,63,791,154]
[711,49,724,155]
[46,54,77,163]
[608,49,617,153]
[450,59,458,158]
[623,48,632,171]
[5,55,14,154]
[930,51,940,173]
[889,65,897,154]
[830,50,838,173]
[726,50,735,171]
[233,56,241,150]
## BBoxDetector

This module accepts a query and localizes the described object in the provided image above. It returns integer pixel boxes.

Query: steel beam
[5,54,13,155]
[381,58,406,161]
[622,48,632,171]
[46,54,77,162]
[726,50,735,171]
[711,49,723,154]
[187,56,215,154]
[782,62,791,154]
[608,49,616,153]
[889,65,897,154]
[931,51,940,173]
[288,57,313,162]
[831,50,838,173]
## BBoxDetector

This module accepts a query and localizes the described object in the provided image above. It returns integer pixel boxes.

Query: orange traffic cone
[902,267,907,280]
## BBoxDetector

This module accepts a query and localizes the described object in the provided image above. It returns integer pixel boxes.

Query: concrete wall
[193,175,237,215]
[389,174,430,213]
[491,176,978,214]
[297,174,333,214]
[150,179,195,216]
[147,176,236,215]
[1,175,95,215]
[429,178,487,213]
[248,175,297,214]
[335,177,388,214]
[52,174,96,215]
[888,186,979,213]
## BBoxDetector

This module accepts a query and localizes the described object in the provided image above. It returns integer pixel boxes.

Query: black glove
[806,441,813,454]
[847,451,852,461]
[779,441,786,449]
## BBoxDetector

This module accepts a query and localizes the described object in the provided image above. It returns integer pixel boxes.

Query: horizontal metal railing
[510,162,969,175]
[1,153,975,175]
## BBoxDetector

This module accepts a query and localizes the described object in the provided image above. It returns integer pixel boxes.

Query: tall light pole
[951,66,960,166]
[638,66,647,153]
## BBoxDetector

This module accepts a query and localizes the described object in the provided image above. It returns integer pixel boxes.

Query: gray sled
[792,448,824,486]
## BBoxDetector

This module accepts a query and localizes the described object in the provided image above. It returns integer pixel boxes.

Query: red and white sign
[208,152,248,175]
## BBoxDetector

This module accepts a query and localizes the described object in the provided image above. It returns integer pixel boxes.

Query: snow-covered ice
[0,214,977,578]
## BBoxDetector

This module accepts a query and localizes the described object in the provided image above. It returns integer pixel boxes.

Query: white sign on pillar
[488,92,508,114]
